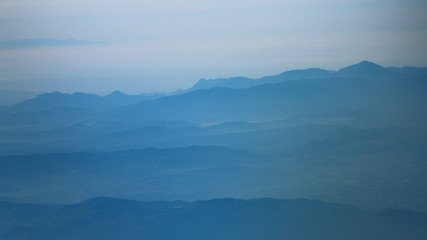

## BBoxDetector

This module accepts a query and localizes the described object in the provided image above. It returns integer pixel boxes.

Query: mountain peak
[344,60,383,69]
[190,76,251,90]
[35,91,66,99]
[358,60,377,65]
[338,61,386,73]
[47,91,65,95]
[109,90,126,96]
[105,90,128,100]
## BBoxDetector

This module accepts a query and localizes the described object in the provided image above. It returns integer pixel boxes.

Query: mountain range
[11,90,163,111]
[189,61,427,90]
[1,197,426,240]
[2,61,426,126]
[1,61,427,224]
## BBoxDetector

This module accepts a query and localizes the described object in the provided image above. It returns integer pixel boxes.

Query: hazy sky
[0,0,426,94]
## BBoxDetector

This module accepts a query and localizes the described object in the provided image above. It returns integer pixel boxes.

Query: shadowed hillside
[1,61,427,236]
[1,197,426,240]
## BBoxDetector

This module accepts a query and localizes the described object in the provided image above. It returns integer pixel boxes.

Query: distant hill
[1,61,426,141]
[189,68,333,91]
[337,60,390,77]
[6,61,427,120]
[0,146,262,204]
[1,61,427,217]
[188,61,427,91]
[1,197,426,240]
[389,66,427,77]
[1,129,427,212]
[117,65,427,124]
[11,90,163,111]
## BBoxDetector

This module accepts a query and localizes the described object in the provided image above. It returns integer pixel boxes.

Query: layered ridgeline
[1,61,426,155]
[2,144,427,212]
[1,61,426,127]
[1,197,427,240]
[1,61,427,213]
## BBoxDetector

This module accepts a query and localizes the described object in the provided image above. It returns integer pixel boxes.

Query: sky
[0,0,426,94]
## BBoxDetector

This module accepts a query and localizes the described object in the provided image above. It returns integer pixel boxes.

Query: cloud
[0,38,106,50]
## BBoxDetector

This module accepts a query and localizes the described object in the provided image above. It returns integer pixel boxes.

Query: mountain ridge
[1,197,426,240]
[189,61,427,91]
[6,61,427,113]
[188,61,396,91]
[10,90,164,112]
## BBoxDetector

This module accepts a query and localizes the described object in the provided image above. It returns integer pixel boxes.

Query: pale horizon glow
[0,0,426,94]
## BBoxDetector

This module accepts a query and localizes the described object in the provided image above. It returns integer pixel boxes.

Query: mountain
[0,146,263,204]
[206,121,263,132]
[2,126,427,212]
[337,61,391,77]
[1,61,427,156]
[187,61,427,91]
[189,68,333,91]
[11,90,163,111]
[1,61,427,237]
[116,70,427,125]
[6,61,427,122]
[255,67,333,84]
[190,76,252,90]
[1,61,426,155]
[390,66,427,77]
[1,197,426,240]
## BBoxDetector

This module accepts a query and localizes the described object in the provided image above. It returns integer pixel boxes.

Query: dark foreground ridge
[1,197,426,240]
